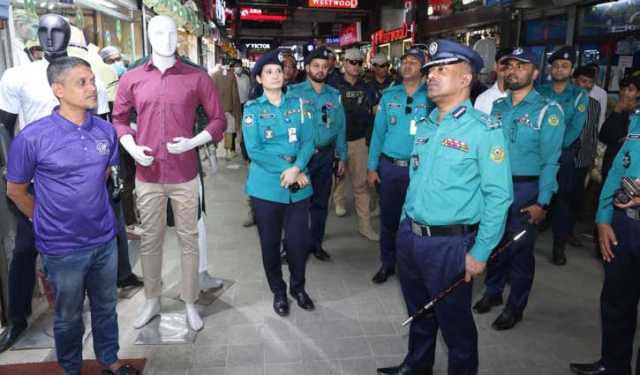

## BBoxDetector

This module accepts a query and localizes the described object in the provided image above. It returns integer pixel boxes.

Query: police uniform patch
[244,114,254,125]
[442,138,469,152]
[96,141,110,155]
[428,41,438,56]
[548,114,560,127]
[490,146,505,163]
[577,103,586,112]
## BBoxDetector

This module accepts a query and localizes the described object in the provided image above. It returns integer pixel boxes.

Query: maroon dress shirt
[112,59,226,183]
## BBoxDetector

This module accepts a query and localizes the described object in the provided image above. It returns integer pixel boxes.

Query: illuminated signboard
[240,6,288,22]
[308,0,358,9]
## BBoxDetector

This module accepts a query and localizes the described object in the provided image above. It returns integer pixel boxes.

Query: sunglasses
[321,105,328,123]
[373,63,389,68]
[347,59,363,66]
[405,97,413,114]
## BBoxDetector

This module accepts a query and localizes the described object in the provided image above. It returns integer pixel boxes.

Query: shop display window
[523,15,567,45]
[578,0,640,37]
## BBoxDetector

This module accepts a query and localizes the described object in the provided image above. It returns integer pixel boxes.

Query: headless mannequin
[123,16,210,331]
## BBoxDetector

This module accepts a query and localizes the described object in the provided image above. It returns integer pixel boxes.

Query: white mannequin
[125,15,210,331]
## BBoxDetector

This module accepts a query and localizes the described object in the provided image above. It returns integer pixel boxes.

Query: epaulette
[469,108,501,130]
[244,99,257,108]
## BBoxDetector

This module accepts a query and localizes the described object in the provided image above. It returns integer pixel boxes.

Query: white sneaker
[359,224,380,241]
[335,205,347,217]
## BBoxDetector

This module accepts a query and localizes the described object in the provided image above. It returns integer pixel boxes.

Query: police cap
[401,46,427,66]
[548,46,576,66]
[423,39,484,74]
[251,50,284,80]
[304,46,332,65]
[499,47,537,67]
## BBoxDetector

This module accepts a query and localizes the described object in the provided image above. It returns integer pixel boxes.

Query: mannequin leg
[166,178,201,330]
[134,179,169,328]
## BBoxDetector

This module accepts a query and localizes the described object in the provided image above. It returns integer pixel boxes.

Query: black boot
[473,294,503,314]
[552,239,567,265]
[569,360,607,375]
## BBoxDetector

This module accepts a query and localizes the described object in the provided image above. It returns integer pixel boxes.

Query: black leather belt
[410,219,479,237]
[280,155,297,163]
[382,153,409,168]
[513,176,539,182]
[315,144,333,154]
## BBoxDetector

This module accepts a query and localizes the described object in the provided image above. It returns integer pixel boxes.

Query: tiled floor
[1,156,638,375]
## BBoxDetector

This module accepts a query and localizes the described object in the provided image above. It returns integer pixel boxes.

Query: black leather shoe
[569,360,607,375]
[0,320,28,353]
[273,295,289,317]
[491,308,523,331]
[552,239,567,266]
[473,294,503,314]
[312,245,331,261]
[377,363,433,375]
[117,273,144,288]
[372,267,395,284]
[567,234,584,248]
[290,291,315,311]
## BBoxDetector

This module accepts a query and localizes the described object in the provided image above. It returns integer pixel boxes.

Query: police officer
[367,47,432,284]
[473,48,565,330]
[367,53,396,112]
[332,48,379,241]
[569,111,640,375]
[288,47,347,261]
[537,46,588,265]
[377,40,513,375]
[242,51,316,316]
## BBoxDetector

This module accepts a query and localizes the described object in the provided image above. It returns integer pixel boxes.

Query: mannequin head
[148,16,177,57]
[37,14,71,61]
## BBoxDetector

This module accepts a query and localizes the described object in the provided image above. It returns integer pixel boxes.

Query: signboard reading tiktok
[308,0,358,9]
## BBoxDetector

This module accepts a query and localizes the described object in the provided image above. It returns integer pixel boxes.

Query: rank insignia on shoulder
[490,145,505,164]
[244,115,254,125]
[548,114,560,127]
[577,103,586,112]
[442,138,469,152]
[452,106,467,119]
[627,133,640,141]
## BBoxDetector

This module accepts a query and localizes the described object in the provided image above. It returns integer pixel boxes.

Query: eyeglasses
[347,59,363,66]
[405,97,413,114]
[321,105,328,123]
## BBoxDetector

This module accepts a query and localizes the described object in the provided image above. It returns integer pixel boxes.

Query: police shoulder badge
[490,145,505,164]
[577,103,586,112]
[244,114,254,125]
[548,114,560,127]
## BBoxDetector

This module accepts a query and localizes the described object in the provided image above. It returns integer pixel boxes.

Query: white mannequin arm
[166,130,213,155]
[120,134,154,166]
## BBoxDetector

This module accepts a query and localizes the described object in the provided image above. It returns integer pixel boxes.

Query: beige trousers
[333,138,371,223]
[136,177,199,303]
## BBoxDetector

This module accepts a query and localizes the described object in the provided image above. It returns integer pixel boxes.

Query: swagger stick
[402,229,527,327]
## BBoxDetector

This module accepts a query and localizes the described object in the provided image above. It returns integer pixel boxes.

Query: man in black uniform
[332,48,379,241]
[367,53,395,112]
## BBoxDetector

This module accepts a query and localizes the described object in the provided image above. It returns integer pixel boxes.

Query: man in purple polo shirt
[6,57,138,375]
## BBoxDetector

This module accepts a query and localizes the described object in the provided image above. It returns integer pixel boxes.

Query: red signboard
[429,0,453,18]
[308,0,358,9]
[240,6,288,22]
[371,23,409,46]
[339,22,361,47]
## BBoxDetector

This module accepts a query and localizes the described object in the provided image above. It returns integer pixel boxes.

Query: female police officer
[242,50,316,317]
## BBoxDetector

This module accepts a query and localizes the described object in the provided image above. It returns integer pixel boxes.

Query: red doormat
[0,358,146,374]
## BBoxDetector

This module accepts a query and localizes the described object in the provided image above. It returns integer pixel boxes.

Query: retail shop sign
[240,7,288,22]
[371,23,409,47]
[245,43,271,50]
[308,0,358,9]
[428,0,453,18]
[339,22,361,47]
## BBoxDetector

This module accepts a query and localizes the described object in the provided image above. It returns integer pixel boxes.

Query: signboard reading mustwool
[308,0,358,9]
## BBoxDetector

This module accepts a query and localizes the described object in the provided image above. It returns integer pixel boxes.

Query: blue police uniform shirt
[491,89,565,205]
[596,111,640,224]
[242,93,315,204]
[287,80,347,161]
[368,83,432,170]
[402,100,513,262]
[537,82,588,148]
[6,108,119,255]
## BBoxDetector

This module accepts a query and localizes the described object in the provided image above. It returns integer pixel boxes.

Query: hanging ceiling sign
[215,0,226,25]
[245,42,272,50]
[339,22,361,47]
[240,6,288,22]
[308,0,358,9]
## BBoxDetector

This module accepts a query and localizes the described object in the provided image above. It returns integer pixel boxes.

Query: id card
[288,128,298,143]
